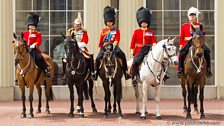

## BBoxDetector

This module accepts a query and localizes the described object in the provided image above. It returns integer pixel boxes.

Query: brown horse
[13,33,54,118]
[180,25,207,119]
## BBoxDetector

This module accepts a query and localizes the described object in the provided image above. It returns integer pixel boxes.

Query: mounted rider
[62,12,94,79]
[92,6,131,80]
[130,7,157,86]
[23,12,51,78]
[177,7,213,78]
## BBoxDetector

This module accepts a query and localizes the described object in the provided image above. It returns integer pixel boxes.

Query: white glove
[30,44,36,49]
[77,42,86,51]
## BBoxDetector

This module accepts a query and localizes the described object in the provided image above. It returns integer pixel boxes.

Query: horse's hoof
[76,109,80,113]
[92,108,98,113]
[200,114,205,119]
[145,111,148,115]
[36,109,41,114]
[107,110,111,113]
[45,110,50,114]
[118,115,123,119]
[103,113,108,118]
[135,112,141,115]
[140,116,146,120]
[20,113,26,118]
[68,113,74,117]
[156,116,162,120]
[194,109,199,114]
[80,114,84,118]
[186,114,192,119]
[113,110,117,114]
[28,113,34,119]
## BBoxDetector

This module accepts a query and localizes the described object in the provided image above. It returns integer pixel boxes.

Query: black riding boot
[132,64,138,86]
[204,51,213,78]
[39,57,51,78]
[120,56,131,80]
[177,53,185,78]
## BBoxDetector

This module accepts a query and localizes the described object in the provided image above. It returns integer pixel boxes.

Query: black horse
[97,44,123,118]
[61,33,97,117]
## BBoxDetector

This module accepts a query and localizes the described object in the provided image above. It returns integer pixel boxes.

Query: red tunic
[179,22,204,48]
[130,29,157,56]
[98,28,120,48]
[23,31,42,52]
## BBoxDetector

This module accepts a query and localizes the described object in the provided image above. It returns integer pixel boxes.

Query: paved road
[0,100,223,126]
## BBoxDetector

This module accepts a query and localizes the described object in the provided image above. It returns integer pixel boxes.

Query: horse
[13,33,54,118]
[180,25,207,119]
[61,33,97,117]
[97,44,123,118]
[130,37,179,119]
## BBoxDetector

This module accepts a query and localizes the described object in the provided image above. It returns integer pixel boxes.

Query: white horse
[128,37,178,119]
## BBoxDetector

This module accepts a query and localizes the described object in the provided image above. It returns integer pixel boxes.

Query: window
[15,0,84,85]
[145,0,215,85]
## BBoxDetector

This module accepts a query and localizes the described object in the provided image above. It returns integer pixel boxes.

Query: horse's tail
[44,80,54,101]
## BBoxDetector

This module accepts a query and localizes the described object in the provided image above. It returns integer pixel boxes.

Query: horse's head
[61,32,79,62]
[103,44,116,76]
[163,37,179,66]
[191,25,205,58]
[13,33,29,64]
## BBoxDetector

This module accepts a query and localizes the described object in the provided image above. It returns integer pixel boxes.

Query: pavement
[0,99,223,126]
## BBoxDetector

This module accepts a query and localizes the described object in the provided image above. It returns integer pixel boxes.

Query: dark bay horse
[97,44,123,118]
[13,33,54,118]
[61,33,97,117]
[180,25,207,119]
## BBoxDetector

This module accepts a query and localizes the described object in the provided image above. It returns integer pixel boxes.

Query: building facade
[0,0,223,100]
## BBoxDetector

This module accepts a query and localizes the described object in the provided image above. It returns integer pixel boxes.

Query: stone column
[215,0,224,99]
[0,0,14,100]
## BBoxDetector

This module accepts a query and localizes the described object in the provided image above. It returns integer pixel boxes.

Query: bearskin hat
[136,7,151,27]
[26,12,39,27]
[103,6,116,25]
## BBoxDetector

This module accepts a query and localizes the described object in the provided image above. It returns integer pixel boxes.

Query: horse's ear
[167,36,171,41]
[61,32,66,39]
[200,24,203,31]
[171,37,176,43]
[21,32,24,39]
[71,33,75,39]
[13,33,17,39]
[191,25,196,31]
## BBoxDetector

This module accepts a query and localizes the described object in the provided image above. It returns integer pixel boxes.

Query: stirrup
[45,69,51,78]
[132,76,138,86]
[91,71,98,80]
[124,71,131,80]
[206,69,213,78]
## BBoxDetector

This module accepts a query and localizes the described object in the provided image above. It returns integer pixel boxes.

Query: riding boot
[177,53,185,78]
[120,57,131,80]
[39,57,51,78]
[204,52,213,78]
[62,58,67,80]
[132,64,138,86]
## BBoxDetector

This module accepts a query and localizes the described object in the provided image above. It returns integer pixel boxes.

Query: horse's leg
[116,79,123,118]
[19,82,26,118]
[36,83,42,113]
[77,81,85,117]
[75,84,81,113]
[28,84,34,118]
[103,81,110,117]
[186,79,193,119]
[107,86,112,113]
[68,82,75,117]
[83,81,89,100]
[140,82,148,119]
[181,77,187,113]
[155,84,161,119]
[194,85,199,114]
[45,79,54,114]
[113,84,117,114]
[88,79,97,113]
[134,84,140,115]
[199,81,205,119]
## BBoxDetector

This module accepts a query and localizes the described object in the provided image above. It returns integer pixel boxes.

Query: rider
[177,7,213,78]
[23,12,51,78]
[62,12,94,79]
[130,7,157,86]
[92,6,131,80]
